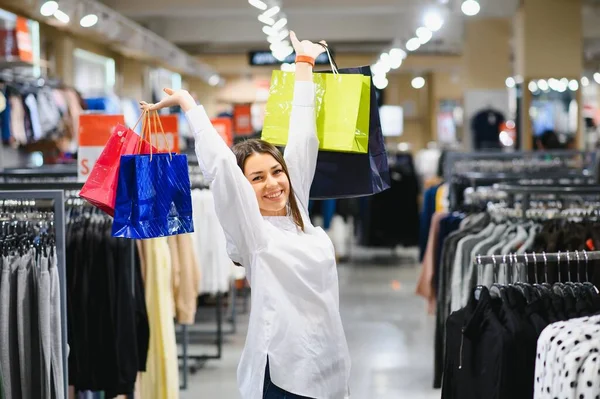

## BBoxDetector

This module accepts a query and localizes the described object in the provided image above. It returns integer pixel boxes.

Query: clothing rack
[445,151,598,210]
[178,163,227,390]
[0,189,68,394]
[474,250,600,265]
[495,183,600,211]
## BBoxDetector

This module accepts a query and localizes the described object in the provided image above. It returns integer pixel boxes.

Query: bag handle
[136,109,153,160]
[151,110,173,161]
[318,42,339,75]
[131,110,146,133]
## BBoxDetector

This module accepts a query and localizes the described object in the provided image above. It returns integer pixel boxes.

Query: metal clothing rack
[179,164,239,390]
[0,172,139,396]
[473,250,600,265]
[495,183,600,211]
[445,151,599,210]
[0,189,69,394]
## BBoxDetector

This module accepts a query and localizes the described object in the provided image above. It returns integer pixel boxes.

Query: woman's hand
[289,31,327,60]
[140,88,197,113]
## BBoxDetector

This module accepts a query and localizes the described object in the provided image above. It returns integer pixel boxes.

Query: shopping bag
[112,110,194,239]
[79,114,156,216]
[309,66,391,199]
[262,70,370,153]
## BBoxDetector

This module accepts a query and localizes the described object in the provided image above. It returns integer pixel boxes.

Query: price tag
[211,118,233,147]
[144,114,180,153]
[78,114,125,182]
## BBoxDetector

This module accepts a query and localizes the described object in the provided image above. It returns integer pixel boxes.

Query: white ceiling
[97,0,519,55]
[98,0,600,62]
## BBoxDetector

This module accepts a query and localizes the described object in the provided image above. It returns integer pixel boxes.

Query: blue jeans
[263,360,314,399]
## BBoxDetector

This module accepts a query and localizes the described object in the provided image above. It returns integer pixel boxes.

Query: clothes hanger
[531,252,551,297]
[581,250,600,296]
[490,256,505,298]
[474,255,485,300]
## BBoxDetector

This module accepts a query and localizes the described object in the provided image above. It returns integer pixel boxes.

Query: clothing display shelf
[474,250,600,265]
[474,250,600,287]
[0,189,68,394]
[445,151,598,210]
[495,183,600,211]
[444,150,598,181]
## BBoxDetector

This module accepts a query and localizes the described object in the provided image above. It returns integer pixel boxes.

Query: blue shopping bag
[308,65,391,199]
[112,153,194,239]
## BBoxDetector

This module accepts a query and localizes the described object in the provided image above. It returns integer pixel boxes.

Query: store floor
[180,254,440,399]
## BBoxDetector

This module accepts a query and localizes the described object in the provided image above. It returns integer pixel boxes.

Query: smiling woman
[232,139,304,228]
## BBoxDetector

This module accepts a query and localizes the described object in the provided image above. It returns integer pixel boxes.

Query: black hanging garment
[471,108,505,150]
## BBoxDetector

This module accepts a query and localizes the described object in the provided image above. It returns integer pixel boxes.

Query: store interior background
[2,0,599,168]
[0,0,598,398]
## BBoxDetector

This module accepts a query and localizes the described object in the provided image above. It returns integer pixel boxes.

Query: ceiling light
[412,77,426,89]
[461,0,481,16]
[424,10,444,32]
[267,35,281,44]
[258,14,275,25]
[276,29,289,41]
[538,79,549,91]
[548,78,560,91]
[371,63,385,76]
[262,25,276,36]
[416,27,433,44]
[389,56,402,69]
[262,6,280,18]
[560,77,569,86]
[373,75,389,90]
[505,77,515,88]
[380,52,391,66]
[80,13,98,28]
[272,17,287,31]
[568,79,579,91]
[248,0,268,11]
[528,81,538,92]
[40,1,58,17]
[581,77,590,87]
[208,75,221,86]
[389,48,407,62]
[53,9,70,24]
[406,38,421,52]
[594,73,600,84]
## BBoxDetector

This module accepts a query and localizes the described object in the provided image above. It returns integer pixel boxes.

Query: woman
[142,32,351,399]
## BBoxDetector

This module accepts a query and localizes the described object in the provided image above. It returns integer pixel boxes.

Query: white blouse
[185,81,351,399]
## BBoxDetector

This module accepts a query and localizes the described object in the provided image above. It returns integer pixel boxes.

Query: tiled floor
[180,255,441,399]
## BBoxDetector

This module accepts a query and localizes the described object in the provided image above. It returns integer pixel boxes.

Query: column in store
[462,17,512,150]
[514,0,583,149]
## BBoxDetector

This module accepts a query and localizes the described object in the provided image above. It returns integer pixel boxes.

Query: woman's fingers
[163,88,175,95]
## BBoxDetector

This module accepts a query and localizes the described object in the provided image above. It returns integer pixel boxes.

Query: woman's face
[243,152,290,217]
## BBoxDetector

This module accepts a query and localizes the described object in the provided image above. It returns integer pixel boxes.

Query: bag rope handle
[136,109,150,156]
[151,110,173,161]
[318,42,339,75]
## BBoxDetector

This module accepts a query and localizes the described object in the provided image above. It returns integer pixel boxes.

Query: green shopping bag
[262,70,370,154]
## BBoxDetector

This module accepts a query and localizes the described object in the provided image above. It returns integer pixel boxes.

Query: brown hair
[232,139,305,232]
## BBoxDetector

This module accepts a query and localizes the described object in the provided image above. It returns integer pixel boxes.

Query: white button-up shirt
[185,81,351,399]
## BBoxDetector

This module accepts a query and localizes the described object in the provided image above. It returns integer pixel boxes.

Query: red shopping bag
[80,116,156,216]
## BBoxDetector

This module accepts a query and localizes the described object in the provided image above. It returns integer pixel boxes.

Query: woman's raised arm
[141,93,268,261]
[282,32,327,214]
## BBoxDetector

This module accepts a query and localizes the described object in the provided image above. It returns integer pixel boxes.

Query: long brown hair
[232,139,305,232]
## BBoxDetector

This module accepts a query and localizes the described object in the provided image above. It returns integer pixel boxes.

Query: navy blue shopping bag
[112,153,194,239]
[308,66,391,199]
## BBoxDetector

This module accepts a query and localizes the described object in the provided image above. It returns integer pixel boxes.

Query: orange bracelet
[295,55,315,67]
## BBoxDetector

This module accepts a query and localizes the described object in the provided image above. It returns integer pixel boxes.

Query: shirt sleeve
[283,81,318,214]
[186,105,268,258]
